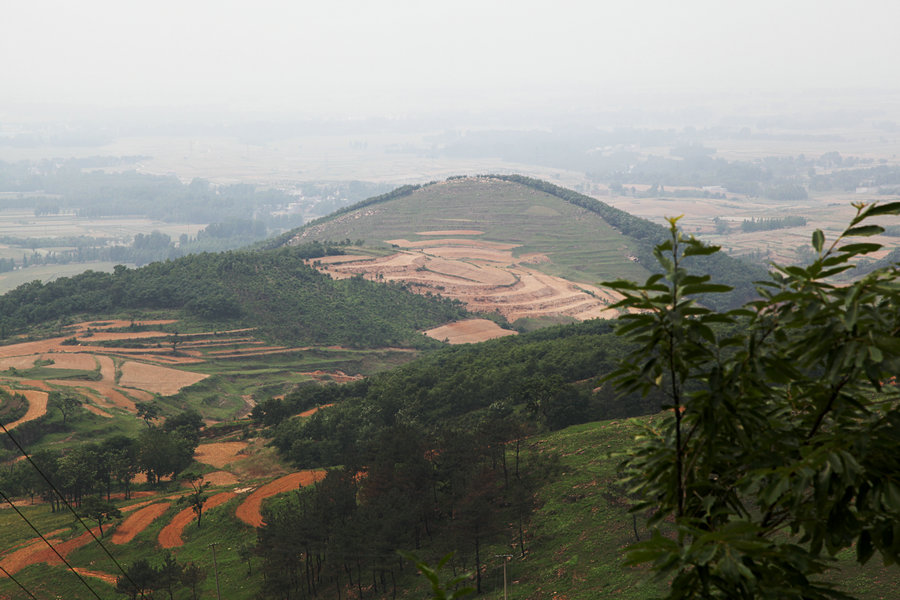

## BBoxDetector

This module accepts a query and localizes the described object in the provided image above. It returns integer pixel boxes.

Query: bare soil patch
[70,319,177,332]
[0,537,61,575]
[298,403,335,418]
[38,353,97,370]
[194,442,248,469]
[111,502,172,545]
[203,471,240,486]
[117,361,208,395]
[415,229,485,236]
[82,404,113,418]
[299,370,363,383]
[311,241,625,323]
[2,388,48,430]
[424,319,518,344]
[72,567,118,585]
[235,470,327,527]
[158,492,236,548]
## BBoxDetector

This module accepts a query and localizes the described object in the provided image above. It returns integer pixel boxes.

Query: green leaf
[812,229,825,253]
[683,244,721,257]
[838,243,882,256]
[857,530,875,564]
[844,225,885,237]
[862,201,900,217]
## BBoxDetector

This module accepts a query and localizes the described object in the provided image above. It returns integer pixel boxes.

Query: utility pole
[209,542,222,600]
[494,554,512,600]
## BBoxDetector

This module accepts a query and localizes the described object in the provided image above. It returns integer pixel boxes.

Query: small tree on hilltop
[605,202,900,599]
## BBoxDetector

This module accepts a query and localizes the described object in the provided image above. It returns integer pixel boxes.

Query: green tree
[79,495,122,538]
[605,202,900,599]
[135,402,160,428]
[49,391,82,426]
[179,473,211,528]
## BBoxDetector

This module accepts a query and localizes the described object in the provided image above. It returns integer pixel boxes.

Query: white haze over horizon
[2,0,900,124]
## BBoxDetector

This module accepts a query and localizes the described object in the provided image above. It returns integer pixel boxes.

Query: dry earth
[111,502,172,545]
[2,388,48,430]
[194,442,248,469]
[310,237,625,324]
[158,492,236,548]
[423,319,518,344]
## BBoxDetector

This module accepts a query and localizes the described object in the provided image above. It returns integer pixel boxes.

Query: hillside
[0,242,466,349]
[281,176,765,317]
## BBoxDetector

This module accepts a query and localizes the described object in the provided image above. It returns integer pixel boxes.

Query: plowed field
[2,388,48,430]
[309,238,626,324]
[194,442,248,468]
[112,502,172,545]
[158,492,236,548]
[117,361,208,396]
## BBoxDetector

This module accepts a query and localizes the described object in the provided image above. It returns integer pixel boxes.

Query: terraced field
[296,178,650,323]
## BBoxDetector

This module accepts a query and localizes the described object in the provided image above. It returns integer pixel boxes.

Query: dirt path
[298,403,335,418]
[158,492,236,548]
[72,567,118,585]
[111,502,172,545]
[2,388,49,430]
[0,537,62,575]
[235,470,327,528]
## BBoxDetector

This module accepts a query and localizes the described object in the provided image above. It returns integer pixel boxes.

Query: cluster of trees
[256,420,556,598]
[252,319,655,465]
[740,215,808,232]
[810,164,900,192]
[116,552,206,600]
[0,159,299,225]
[0,242,466,347]
[0,409,203,509]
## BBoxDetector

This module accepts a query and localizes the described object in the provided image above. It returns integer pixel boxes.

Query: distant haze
[3,0,900,121]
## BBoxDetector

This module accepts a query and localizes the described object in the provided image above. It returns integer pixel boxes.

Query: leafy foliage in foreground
[0,243,466,348]
[606,202,900,599]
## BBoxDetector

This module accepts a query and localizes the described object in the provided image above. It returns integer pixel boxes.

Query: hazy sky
[3,0,899,119]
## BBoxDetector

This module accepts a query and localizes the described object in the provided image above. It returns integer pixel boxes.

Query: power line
[0,561,40,600]
[0,487,105,600]
[0,418,145,598]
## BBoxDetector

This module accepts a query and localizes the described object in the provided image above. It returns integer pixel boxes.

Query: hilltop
[279,176,765,318]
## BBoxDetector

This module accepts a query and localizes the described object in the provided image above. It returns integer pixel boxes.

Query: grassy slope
[295,177,653,285]
[5,418,899,600]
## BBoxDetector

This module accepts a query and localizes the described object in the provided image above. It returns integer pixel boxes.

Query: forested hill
[279,175,767,310]
[0,243,466,347]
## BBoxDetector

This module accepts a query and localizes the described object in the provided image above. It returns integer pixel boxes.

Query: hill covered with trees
[0,241,466,348]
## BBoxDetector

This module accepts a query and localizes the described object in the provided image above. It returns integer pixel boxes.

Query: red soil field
[298,403,335,418]
[194,442,248,468]
[423,319,518,344]
[72,567,118,585]
[111,502,172,545]
[310,239,626,323]
[2,388,49,430]
[117,361,208,396]
[415,229,485,235]
[158,492,236,548]
[203,471,240,486]
[235,470,327,527]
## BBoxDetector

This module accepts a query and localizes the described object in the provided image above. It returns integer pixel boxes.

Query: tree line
[0,242,467,347]
[0,407,203,512]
